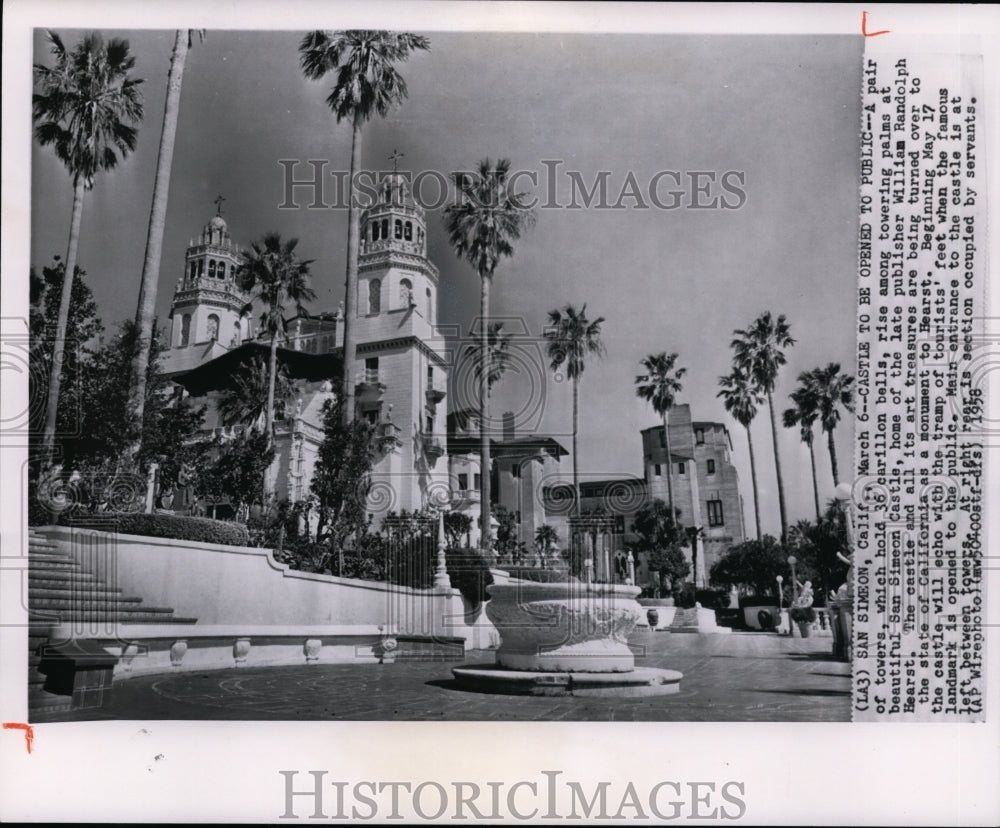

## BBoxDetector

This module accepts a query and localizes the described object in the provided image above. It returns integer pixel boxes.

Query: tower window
[381,218,388,239]
[426,288,432,321]
[207,314,220,342]
[208,260,216,279]
[399,278,413,308]
[371,221,380,241]
[678,462,685,475]
[394,219,402,239]
[218,262,227,279]
[365,357,379,383]
[695,428,705,444]
[707,459,716,475]
[707,500,724,527]
[654,464,661,477]
[404,221,413,241]
[232,321,241,346]
[189,261,197,280]
[369,279,381,314]
[198,259,205,278]
[180,314,191,346]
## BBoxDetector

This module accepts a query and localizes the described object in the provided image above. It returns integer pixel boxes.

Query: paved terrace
[45,631,851,722]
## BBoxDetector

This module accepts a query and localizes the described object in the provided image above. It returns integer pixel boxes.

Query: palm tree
[731,311,795,542]
[299,30,430,425]
[33,31,144,462]
[443,158,536,553]
[783,380,821,520]
[806,362,855,486]
[717,366,764,541]
[465,321,512,394]
[128,29,203,459]
[634,352,687,526]
[544,304,606,520]
[238,233,316,448]
[217,354,294,434]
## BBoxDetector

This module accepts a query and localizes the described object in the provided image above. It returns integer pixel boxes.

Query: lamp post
[776,574,784,634]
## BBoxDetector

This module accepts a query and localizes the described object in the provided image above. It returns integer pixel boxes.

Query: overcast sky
[31,30,864,537]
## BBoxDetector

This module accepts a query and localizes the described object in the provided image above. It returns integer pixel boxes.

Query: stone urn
[646,608,660,628]
[485,582,643,673]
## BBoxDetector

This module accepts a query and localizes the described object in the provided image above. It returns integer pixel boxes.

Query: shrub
[446,548,495,606]
[674,582,697,609]
[695,588,731,609]
[790,605,817,624]
[504,566,573,584]
[65,512,250,546]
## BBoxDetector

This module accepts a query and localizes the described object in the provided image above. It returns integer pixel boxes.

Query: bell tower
[169,201,252,349]
[353,155,449,517]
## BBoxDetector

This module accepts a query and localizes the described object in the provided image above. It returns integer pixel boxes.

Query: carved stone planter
[233,637,251,667]
[484,582,643,672]
[169,639,188,667]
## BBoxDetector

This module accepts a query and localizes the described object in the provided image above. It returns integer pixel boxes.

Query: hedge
[503,566,573,584]
[64,512,250,547]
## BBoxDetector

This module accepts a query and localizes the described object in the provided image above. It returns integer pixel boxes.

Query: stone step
[28,560,85,572]
[27,553,77,565]
[29,596,146,612]
[29,584,126,599]
[29,570,99,584]
[26,610,194,623]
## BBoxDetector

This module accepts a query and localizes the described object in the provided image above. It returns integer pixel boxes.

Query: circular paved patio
[83,631,851,722]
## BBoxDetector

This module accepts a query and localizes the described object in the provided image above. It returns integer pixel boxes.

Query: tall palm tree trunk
[746,424,762,541]
[572,377,580,519]
[41,176,86,462]
[128,29,190,458]
[827,428,840,486]
[266,332,279,442]
[341,112,363,425]
[479,273,492,553]
[766,391,789,543]
[661,409,676,522]
[808,437,821,520]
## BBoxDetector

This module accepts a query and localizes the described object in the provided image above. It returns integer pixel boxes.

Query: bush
[674,582,697,609]
[695,588,731,609]
[504,566,573,584]
[446,548,494,606]
[65,512,250,547]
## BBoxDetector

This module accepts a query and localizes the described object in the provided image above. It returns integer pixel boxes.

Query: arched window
[232,321,241,346]
[399,278,413,308]
[208,260,217,279]
[180,314,191,346]
[404,221,413,241]
[394,219,402,239]
[426,287,433,322]
[206,314,220,342]
[369,279,381,314]
[381,219,388,239]
[189,261,197,280]
[198,259,205,278]
[218,262,226,280]
[371,221,380,241]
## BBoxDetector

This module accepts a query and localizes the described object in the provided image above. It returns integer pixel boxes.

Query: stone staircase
[27,527,197,720]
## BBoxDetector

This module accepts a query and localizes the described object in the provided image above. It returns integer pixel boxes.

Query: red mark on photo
[3,722,35,754]
[862,11,891,37]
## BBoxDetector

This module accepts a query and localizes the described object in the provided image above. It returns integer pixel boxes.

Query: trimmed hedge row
[64,512,250,547]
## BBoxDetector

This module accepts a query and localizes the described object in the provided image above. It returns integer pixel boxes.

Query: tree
[731,311,795,542]
[805,362,855,486]
[443,158,536,552]
[299,30,430,425]
[783,379,821,520]
[709,536,788,597]
[33,31,144,462]
[493,505,524,564]
[29,258,103,439]
[631,499,689,594]
[534,524,559,565]
[444,511,474,550]
[543,304,605,520]
[717,366,764,540]
[238,232,316,451]
[128,29,204,458]
[196,431,275,521]
[635,352,686,525]
[217,354,294,434]
[464,321,513,394]
[310,396,378,575]
[786,500,850,602]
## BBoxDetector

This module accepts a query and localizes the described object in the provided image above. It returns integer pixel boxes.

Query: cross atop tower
[214,194,226,217]
[388,149,405,174]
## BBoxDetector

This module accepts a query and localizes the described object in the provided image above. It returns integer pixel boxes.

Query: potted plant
[790,605,816,638]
